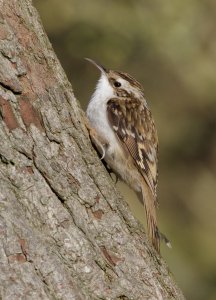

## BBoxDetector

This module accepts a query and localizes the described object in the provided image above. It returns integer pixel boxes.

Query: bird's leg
[84,115,108,160]
[84,114,119,183]
[102,160,119,184]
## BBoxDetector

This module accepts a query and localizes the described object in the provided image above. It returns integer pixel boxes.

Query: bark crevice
[0,1,185,299]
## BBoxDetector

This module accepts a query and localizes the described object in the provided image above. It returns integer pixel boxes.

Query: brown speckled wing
[107,97,158,197]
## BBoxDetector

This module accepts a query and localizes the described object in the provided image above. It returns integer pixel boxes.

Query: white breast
[86,74,120,155]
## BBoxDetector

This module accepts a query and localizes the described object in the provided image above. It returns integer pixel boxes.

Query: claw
[159,231,172,249]
[99,145,106,160]
[113,173,119,184]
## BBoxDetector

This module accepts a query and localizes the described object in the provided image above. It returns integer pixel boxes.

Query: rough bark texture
[0,1,185,299]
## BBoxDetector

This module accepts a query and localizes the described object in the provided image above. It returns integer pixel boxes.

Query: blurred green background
[34,1,216,299]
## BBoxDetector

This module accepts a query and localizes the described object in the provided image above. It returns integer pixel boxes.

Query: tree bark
[0,1,185,299]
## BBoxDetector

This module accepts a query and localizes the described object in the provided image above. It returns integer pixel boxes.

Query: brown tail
[141,181,160,253]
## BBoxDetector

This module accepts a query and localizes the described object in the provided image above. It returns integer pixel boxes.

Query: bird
[86,58,161,252]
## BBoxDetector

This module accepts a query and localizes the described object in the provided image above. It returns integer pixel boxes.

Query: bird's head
[85,58,144,100]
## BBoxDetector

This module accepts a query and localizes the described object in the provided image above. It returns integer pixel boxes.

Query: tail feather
[141,181,160,253]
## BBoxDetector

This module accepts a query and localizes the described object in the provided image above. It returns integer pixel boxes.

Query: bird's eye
[114,81,121,87]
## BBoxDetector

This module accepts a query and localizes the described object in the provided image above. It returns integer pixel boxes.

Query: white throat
[86,73,119,157]
[87,73,114,128]
[90,74,114,105]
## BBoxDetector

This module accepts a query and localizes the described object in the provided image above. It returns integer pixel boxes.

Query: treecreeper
[86,58,169,253]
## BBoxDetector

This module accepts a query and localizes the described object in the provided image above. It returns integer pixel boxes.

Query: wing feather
[107,96,160,252]
[107,97,158,197]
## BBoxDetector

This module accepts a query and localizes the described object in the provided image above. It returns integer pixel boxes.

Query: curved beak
[85,58,108,74]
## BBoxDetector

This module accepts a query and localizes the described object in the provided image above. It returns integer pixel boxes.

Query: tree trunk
[0,1,185,299]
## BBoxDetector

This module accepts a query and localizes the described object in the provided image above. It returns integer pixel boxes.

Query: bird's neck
[90,74,114,105]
